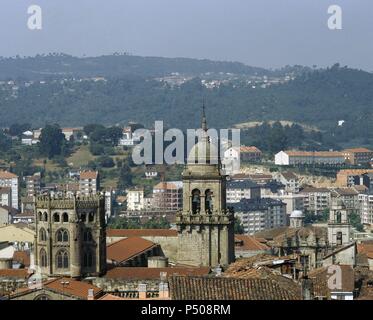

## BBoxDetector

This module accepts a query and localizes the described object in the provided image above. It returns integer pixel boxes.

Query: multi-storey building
[300,187,331,215]
[330,188,359,212]
[79,171,99,195]
[0,187,11,207]
[343,148,373,166]
[226,179,261,203]
[266,192,306,216]
[232,198,287,235]
[0,171,18,210]
[358,193,373,225]
[336,169,373,187]
[127,188,145,211]
[25,172,41,197]
[153,181,183,211]
[275,171,300,193]
[275,150,345,166]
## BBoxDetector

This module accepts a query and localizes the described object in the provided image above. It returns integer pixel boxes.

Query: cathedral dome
[187,136,219,164]
[290,210,304,218]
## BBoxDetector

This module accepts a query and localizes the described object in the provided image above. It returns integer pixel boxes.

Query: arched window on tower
[88,212,94,222]
[62,212,69,223]
[191,189,201,214]
[40,248,48,267]
[43,212,48,222]
[336,211,342,223]
[56,229,69,242]
[83,229,93,242]
[38,212,43,221]
[337,231,343,245]
[56,250,69,269]
[53,213,60,223]
[205,189,213,214]
[39,228,47,242]
[83,250,94,268]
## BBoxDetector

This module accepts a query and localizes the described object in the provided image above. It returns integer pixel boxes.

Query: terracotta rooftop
[240,146,262,153]
[343,148,372,153]
[235,235,270,251]
[79,170,98,180]
[285,150,344,157]
[169,276,301,300]
[0,269,30,279]
[0,171,18,179]
[107,237,157,263]
[280,171,298,180]
[107,229,178,238]
[153,182,181,190]
[105,267,210,280]
[308,265,355,297]
[13,251,30,267]
[42,277,102,300]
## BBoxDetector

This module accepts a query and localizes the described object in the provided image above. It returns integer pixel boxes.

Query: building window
[38,211,43,221]
[40,248,48,267]
[53,212,60,223]
[56,250,69,269]
[83,251,94,267]
[43,212,48,222]
[88,212,94,222]
[80,213,86,222]
[39,228,47,242]
[205,189,213,214]
[191,189,201,214]
[62,212,69,223]
[337,231,343,245]
[83,229,93,242]
[56,229,69,242]
[336,211,342,223]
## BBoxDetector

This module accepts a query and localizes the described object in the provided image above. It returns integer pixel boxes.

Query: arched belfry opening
[191,189,201,214]
[205,189,213,214]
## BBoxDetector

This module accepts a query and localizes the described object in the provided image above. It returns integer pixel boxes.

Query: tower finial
[201,99,207,131]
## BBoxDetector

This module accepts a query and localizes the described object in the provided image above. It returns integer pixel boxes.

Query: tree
[38,125,66,159]
[117,162,133,190]
[234,217,245,234]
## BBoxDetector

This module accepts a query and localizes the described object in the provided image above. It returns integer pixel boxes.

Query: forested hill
[0,53,270,79]
[0,61,372,145]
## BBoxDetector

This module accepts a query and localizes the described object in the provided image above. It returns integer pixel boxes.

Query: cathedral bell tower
[176,106,235,268]
[328,197,351,247]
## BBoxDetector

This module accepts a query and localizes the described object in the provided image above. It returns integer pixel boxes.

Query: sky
[1,0,372,71]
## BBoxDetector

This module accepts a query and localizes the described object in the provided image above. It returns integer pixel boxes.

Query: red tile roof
[0,171,18,179]
[343,148,372,153]
[240,146,262,153]
[105,267,211,280]
[80,170,98,179]
[0,269,30,279]
[13,251,30,267]
[107,229,178,237]
[235,235,270,251]
[169,276,301,300]
[107,237,157,263]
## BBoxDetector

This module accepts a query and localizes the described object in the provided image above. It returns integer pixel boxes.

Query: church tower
[33,194,106,279]
[176,106,235,268]
[328,197,351,247]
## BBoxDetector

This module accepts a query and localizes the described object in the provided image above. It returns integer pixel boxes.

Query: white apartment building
[79,170,99,195]
[226,180,261,204]
[127,188,145,211]
[359,193,373,225]
[275,150,345,166]
[266,192,306,216]
[232,198,287,235]
[0,171,19,210]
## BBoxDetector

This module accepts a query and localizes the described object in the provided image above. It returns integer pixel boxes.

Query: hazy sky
[1,0,372,70]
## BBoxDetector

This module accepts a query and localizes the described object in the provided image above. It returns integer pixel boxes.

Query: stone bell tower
[176,106,235,268]
[328,196,351,247]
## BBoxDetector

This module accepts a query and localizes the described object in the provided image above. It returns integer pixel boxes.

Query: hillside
[0,58,372,146]
[0,53,270,80]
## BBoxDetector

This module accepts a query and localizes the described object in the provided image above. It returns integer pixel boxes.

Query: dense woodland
[0,55,372,149]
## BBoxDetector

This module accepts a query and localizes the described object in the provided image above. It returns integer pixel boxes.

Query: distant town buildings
[343,148,373,166]
[232,198,287,235]
[152,181,183,212]
[127,188,145,211]
[275,150,345,166]
[25,173,41,197]
[0,171,18,210]
[79,170,99,195]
